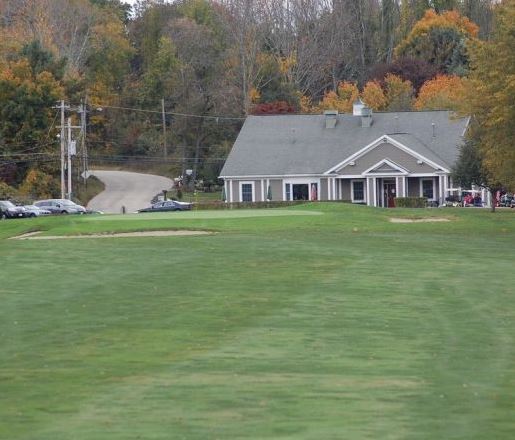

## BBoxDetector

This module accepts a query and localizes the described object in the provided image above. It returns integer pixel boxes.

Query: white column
[396,177,400,199]
[403,177,407,197]
[266,179,270,201]
[332,178,336,201]
[373,177,377,207]
[366,178,372,206]
[228,179,233,203]
[224,180,228,203]
[328,178,332,200]
[261,179,265,202]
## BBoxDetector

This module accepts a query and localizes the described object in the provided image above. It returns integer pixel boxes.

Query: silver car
[34,199,86,214]
[23,205,52,217]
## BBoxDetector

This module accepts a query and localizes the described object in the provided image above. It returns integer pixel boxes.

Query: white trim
[325,135,449,174]
[351,179,366,204]
[335,172,448,179]
[420,177,436,201]
[408,173,445,177]
[221,173,329,179]
[239,181,256,202]
[362,158,409,176]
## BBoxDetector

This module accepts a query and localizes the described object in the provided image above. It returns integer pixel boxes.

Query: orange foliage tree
[414,74,466,110]
[395,9,479,75]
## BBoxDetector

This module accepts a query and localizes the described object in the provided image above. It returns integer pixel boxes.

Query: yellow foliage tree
[319,81,359,113]
[464,0,515,189]
[361,81,387,111]
[384,74,414,111]
[414,74,466,110]
[299,94,318,114]
[19,169,58,199]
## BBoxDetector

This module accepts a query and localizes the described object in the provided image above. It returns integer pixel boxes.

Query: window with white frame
[240,182,254,202]
[285,183,291,201]
[421,178,434,200]
[351,180,366,203]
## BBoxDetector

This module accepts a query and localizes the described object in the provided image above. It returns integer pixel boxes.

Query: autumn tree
[361,80,387,111]
[251,101,296,115]
[369,56,437,92]
[319,81,359,113]
[464,0,515,190]
[395,9,479,75]
[414,74,465,110]
[0,42,63,185]
[384,73,414,111]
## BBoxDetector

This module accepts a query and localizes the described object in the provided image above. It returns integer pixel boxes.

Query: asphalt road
[86,170,174,214]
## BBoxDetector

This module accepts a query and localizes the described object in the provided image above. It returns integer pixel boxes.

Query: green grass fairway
[1,204,515,439]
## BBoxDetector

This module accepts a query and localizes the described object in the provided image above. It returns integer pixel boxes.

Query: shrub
[395,197,427,208]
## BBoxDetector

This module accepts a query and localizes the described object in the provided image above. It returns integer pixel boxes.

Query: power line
[96,104,246,121]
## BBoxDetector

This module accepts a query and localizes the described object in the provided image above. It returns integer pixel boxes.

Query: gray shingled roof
[220,111,468,177]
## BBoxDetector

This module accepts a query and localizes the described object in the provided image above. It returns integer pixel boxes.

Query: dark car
[0,200,26,219]
[138,200,192,213]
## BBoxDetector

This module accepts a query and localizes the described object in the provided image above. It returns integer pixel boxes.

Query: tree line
[0,0,512,199]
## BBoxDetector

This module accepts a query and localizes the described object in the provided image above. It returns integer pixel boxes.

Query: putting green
[87,208,324,221]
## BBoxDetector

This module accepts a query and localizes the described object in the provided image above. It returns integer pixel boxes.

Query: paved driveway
[86,170,174,214]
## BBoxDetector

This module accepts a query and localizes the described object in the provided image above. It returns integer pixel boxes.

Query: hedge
[395,197,427,208]
[192,201,308,210]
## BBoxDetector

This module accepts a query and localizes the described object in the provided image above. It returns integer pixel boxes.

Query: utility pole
[59,100,67,199]
[67,117,72,199]
[162,98,167,158]
[79,99,88,186]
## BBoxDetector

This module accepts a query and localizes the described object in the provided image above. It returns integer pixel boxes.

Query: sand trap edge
[389,218,451,223]
[11,230,214,240]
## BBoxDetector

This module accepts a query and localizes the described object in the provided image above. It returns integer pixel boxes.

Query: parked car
[0,200,26,219]
[138,200,192,213]
[23,205,52,217]
[33,199,86,214]
[499,193,513,207]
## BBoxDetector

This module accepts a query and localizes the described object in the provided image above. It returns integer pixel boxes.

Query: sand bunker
[12,230,212,240]
[389,217,451,223]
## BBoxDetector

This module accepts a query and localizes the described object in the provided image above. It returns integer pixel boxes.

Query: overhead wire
[95,104,246,121]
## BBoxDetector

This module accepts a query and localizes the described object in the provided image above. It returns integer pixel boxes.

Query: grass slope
[1,204,515,439]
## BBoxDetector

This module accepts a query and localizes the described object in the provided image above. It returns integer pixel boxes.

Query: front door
[383,180,396,208]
